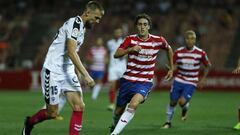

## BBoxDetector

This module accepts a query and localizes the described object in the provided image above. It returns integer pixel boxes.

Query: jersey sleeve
[65,17,81,41]
[119,36,131,49]
[173,51,178,64]
[201,51,211,66]
[160,37,171,50]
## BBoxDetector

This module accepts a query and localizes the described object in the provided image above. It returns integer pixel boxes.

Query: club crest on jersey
[72,28,79,38]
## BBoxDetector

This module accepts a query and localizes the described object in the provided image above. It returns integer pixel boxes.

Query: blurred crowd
[0,0,239,71]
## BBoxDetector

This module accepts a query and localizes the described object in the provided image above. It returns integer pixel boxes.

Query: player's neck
[137,34,149,41]
[186,46,194,50]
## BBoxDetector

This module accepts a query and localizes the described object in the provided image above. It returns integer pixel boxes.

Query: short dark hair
[85,1,104,15]
[184,30,196,38]
[134,13,152,29]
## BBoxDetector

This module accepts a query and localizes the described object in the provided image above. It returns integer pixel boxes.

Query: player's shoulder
[194,46,206,54]
[122,34,137,41]
[175,46,185,53]
[176,46,185,51]
[66,16,82,25]
[149,34,167,42]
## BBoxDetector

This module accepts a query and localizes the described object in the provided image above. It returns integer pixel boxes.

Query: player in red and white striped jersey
[162,30,211,129]
[87,37,108,100]
[110,13,174,135]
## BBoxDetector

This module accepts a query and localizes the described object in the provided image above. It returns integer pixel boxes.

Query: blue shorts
[170,80,196,102]
[116,78,153,107]
[89,70,104,80]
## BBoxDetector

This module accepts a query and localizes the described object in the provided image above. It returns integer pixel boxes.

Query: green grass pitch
[0,90,239,135]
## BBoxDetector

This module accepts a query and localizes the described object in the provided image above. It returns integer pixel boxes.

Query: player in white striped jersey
[106,28,126,111]
[110,13,174,135]
[233,57,240,130]
[162,30,211,129]
[22,1,104,135]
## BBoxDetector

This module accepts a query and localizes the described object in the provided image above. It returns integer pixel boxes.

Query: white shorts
[41,68,82,105]
[108,67,125,81]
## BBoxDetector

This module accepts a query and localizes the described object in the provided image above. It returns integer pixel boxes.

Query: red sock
[109,88,116,104]
[28,109,50,125]
[69,111,83,135]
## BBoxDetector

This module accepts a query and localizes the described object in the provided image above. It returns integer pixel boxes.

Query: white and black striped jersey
[43,16,85,74]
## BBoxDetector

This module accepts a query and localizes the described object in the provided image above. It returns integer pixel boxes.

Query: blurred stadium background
[0,0,239,135]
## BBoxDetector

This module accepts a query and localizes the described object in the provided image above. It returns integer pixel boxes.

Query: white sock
[166,105,175,123]
[91,84,101,100]
[182,102,189,111]
[111,108,135,134]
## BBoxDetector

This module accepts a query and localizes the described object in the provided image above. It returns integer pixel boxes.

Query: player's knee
[179,98,187,106]
[73,103,85,111]
[128,102,139,110]
[47,109,58,118]
[170,101,177,106]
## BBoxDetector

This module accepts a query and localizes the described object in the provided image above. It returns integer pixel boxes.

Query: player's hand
[84,76,95,88]
[197,80,205,89]
[129,45,141,53]
[232,67,240,74]
[164,70,173,81]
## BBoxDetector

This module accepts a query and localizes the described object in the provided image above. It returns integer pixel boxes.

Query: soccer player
[106,28,126,111]
[22,1,104,135]
[110,13,174,135]
[232,57,240,130]
[87,37,108,100]
[162,30,211,129]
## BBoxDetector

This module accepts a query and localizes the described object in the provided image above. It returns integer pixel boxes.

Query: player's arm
[233,57,240,74]
[164,46,174,81]
[198,63,211,89]
[114,46,141,58]
[67,39,95,87]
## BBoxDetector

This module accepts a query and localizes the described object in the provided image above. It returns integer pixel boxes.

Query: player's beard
[85,21,93,29]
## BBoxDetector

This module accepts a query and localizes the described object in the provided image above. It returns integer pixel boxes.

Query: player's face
[114,28,123,39]
[85,9,103,29]
[185,34,196,49]
[136,18,150,38]
[96,37,103,46]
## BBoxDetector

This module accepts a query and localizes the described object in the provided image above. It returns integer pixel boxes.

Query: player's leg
[55,93,66,120]
[162,80,182,129]
[22,68,60,135]
[110,78,130,133]
[111,93,143,135]
[110,106,126,133]
[178,97,189,121]
[178,84,196,121]
[66,91,85,135]
[233,106,240,130]
[91,78,102,100]
[108,68,121,111]
[41,93,66,120]
[111,81,153,134]
[63,73,84,135]
[91,71,103,100]
[108,80,118,111]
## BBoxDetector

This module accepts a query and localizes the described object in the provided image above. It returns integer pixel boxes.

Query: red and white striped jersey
[119,34,170,82]
[88,46,107,71]
[174,46,210,86]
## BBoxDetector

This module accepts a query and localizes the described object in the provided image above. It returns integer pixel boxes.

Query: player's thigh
[65,91,84,110]
[61,73,84,110]
[128,93,144,109]
[170,80,183,102]
[182,84,196,102]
